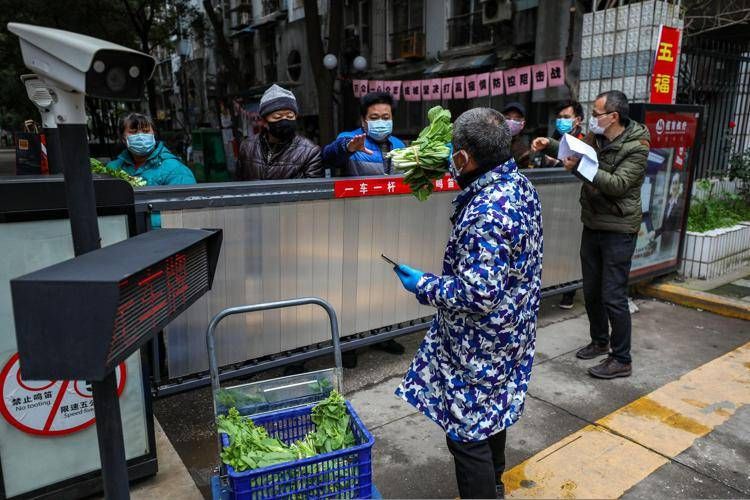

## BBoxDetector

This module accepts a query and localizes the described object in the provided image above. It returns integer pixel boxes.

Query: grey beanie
[259,84,299,117]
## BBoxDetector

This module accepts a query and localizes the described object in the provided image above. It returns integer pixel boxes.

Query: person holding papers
[531,90,650,379]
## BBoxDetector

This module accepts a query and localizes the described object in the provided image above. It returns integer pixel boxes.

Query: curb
[638,283,750,321]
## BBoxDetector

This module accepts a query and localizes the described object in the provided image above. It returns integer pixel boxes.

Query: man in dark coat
[236,84,322,180]
[533,90,650,379]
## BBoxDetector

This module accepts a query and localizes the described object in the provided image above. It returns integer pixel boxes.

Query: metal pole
[57,93,129,499]
[91,373,129,500]
[43,127,64,175]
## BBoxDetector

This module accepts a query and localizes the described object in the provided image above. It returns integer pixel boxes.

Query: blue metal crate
[221,401,374,499]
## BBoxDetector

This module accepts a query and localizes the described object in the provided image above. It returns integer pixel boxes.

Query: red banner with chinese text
[334,175,460,199]
[649,26,681,104]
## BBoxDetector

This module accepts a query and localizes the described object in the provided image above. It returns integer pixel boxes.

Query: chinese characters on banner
[516,66,532,93]
[334,175,460,198]
[351,60,565,101]
[649,26,681,104]
[532,63,548,89]
[547,60,565,87]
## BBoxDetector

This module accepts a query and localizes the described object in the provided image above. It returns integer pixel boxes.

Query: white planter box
[681,222,750,279]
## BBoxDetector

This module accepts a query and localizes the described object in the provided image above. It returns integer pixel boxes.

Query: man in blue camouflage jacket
[393,108,543,499]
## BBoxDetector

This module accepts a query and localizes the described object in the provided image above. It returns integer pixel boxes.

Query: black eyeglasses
[591,110,614,118]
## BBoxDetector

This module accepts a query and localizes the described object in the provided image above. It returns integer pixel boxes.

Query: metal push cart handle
[205,297,343,422]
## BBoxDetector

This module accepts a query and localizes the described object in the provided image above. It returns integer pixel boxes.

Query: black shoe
[575,342,610,360]
[588,356,632,379]
[372,339,405,355]
[342,350,358,369]
[558,294,575,310]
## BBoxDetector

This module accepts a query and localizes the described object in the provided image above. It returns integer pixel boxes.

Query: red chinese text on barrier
[334,175,460,199]
[650,26,681,104]
[0,353,127,436]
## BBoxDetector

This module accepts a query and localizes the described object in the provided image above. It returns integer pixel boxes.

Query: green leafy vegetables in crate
[90,158,146,187]
[218,390,356,472]
[387,106,453,201]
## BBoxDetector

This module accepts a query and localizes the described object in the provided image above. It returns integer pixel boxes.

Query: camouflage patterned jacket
[395,159,543,442]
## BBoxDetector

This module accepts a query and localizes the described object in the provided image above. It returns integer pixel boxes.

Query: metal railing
[677,38,750,179]
[447,11,492,49]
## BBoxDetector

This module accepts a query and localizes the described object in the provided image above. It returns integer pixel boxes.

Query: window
[262,0,281,16]
[390,0,425,59]
[394,101,426,137]
[359,0,371,53]
[287,50,302,81]
[259,26,277,82]
[447,0,492,49]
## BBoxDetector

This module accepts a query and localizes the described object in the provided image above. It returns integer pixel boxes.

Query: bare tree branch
[683,0,750,36]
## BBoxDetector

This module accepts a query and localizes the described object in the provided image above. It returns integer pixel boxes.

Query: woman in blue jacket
[107,113,195,227]
[107,113,196,186]
[322,92,405,176]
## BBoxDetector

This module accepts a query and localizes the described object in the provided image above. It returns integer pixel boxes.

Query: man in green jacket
[532,90,649,379]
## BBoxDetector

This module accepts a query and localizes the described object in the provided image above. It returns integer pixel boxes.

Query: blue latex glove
[394,264,425,294]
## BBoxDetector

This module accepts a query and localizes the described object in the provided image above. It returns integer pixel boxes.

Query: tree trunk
[135,32,158,118]
[146,78,158,118]
[302,0,342,145]
[202,0,241,94]
[203,0,246,172]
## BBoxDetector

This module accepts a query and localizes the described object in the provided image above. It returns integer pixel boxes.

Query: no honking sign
[0,353,126,436]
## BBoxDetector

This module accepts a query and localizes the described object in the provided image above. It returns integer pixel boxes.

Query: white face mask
[588,113,611,135]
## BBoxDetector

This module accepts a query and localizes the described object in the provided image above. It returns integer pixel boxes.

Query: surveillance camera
[8,23,155,101]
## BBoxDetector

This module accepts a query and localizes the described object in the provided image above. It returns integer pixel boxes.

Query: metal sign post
[57,88,130,499]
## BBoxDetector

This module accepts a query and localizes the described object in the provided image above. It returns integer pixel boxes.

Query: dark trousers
[580,227,637,363]
[446,430,506,499]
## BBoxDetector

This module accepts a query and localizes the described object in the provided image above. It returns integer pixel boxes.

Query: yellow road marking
[639,283,750,321]
[504,342,750,499]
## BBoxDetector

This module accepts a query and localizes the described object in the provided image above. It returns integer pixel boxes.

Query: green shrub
[687,179,750,233]
[728,147,750,205]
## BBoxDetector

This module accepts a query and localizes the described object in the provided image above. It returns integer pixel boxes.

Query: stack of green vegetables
[217,390,356,473]
[90,158,146,187]
[387,106,453,201]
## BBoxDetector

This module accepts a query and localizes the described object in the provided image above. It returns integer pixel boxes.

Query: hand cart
[207,297,380,499]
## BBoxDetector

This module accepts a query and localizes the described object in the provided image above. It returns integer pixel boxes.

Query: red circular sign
[0,353,127,437]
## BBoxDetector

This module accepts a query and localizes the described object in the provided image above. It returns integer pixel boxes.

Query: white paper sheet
[558,133,599,182]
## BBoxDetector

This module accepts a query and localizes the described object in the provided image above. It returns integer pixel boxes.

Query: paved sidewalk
[351,299,749,499]
[153,295,749,499]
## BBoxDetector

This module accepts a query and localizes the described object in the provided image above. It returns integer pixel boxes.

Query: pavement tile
[347,376,414,430]
[673,405,750,495]
[622,460,745,499]
[529,299,750,422]
[371,413,458,499]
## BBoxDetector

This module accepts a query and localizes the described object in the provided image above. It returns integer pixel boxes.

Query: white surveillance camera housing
[21,74,56,128]
[8,23,155,101]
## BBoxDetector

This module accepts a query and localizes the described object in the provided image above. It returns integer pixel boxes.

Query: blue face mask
[556,117,575,135]
[366,119,393,141]
[126,133,156,157]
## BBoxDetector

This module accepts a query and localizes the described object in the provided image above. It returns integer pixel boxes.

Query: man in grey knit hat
[237,84,322,180]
